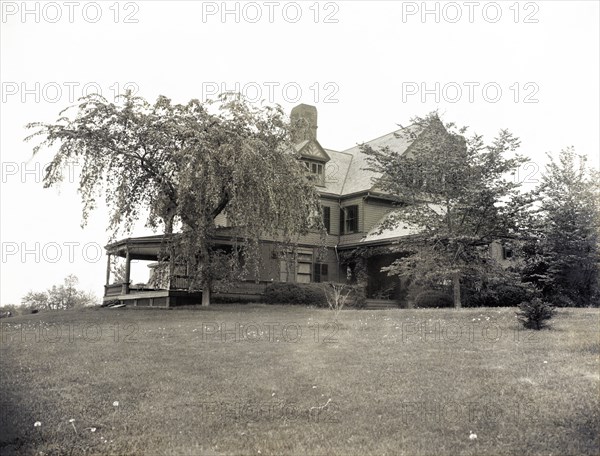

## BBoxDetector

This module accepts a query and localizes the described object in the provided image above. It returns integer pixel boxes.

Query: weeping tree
[362,113,528,308]
[26,92,322,305]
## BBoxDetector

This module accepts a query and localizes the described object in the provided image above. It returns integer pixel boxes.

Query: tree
[26,92,322,305]
[362,113,528,308]
[521,148,600,306]
[21,275,98,310]
[110,257,129,285]
[21,291,49,311]
[516,298,555,330]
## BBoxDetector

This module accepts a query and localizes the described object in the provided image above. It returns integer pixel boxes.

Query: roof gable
[295,139,330,162]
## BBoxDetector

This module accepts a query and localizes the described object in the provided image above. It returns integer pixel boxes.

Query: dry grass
[1,305,598,455]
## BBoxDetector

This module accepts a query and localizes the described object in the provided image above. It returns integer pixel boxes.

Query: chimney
[290,104,318,143]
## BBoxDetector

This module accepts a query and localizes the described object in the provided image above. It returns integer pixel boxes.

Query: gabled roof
[295,139,330,162]
[321,149,353,195]
[318,125,420,197]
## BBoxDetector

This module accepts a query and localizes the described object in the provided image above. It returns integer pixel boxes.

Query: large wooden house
[102,104,509,308]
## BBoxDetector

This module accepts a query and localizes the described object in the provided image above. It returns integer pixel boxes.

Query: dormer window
[304,160,325,186]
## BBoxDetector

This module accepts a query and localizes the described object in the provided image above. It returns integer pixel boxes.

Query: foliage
[362,112,528,308]
[516,297,556,330]
[519,148,600,307]
[110,257,129,285]
[264,282,366,308]
[21,275,99,311]
[26,92,323,305]
[346,284,367,308]
[264,282,327,306]
[463,271,538,307]
[413,290,454,308]
[0,304,19,317]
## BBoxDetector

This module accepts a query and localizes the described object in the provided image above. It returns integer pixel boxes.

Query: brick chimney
[290,104,318,143]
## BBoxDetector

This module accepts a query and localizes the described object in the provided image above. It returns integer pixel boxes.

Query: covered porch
[103,234,201,308]
[103,234,268,307]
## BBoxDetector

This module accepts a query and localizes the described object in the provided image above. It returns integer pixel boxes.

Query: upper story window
[340,205,359,234]
[303,160,325,186]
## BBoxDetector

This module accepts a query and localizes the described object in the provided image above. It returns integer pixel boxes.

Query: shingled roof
[320,126,418,196]
[291,103,421,197]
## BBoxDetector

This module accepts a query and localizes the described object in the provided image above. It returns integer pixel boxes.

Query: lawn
[0,305,598,455]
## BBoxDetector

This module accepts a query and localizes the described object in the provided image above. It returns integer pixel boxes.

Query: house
[102,104,505,308]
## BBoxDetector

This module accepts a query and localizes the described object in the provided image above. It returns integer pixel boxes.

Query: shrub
[414,290,454,308]
[264,282,366,308]
[466,282,534,307]
[548,293,576,308]
[322,283,351,316]
[212,295,262,304]
[347,284,367,308]
[264,283,327,306]
[516,298,555,330]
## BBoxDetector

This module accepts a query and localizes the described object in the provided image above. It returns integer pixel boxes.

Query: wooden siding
[362,199,395,233]
[340,195,365,233]
[321,201,341,236]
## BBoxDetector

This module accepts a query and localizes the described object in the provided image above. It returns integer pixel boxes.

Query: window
[296,250,313,283]
[313,263,329,283]
[304,160,325,186]
[296,262,312,283]
[502,246,513,260]
[322,206,331,233]
[341,205,359,233]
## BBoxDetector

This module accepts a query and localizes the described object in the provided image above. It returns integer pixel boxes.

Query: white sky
[1,0,599,305]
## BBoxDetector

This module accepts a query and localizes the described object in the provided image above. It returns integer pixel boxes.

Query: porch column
[122,249,131,295]
[168,247,175,290]
[105,253,111,286]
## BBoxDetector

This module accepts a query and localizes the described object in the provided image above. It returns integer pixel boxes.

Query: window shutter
[313,263,320,283]
[339,208,345,234]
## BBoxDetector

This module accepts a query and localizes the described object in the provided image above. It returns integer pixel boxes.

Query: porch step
[365,299,399,310]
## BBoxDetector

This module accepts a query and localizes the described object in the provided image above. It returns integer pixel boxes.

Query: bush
[414,290,454,308]
[212,295,262,304]
[516,298,555,330]
[264,283,327,306]
[264,282,366,308]
[466,282,534,307]
[347,284,367,308]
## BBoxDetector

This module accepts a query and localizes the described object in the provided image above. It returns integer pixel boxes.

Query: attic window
[304,160,325,186]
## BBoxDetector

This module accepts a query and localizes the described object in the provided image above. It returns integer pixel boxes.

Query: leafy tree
[20,292,49,311]
[110,257,129,285]
[362,113,528,308]
[26,92,322,305]
[521,148,600,306]
[21,275,98,310]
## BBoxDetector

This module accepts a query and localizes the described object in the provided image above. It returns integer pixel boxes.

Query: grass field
[0,305,598,455]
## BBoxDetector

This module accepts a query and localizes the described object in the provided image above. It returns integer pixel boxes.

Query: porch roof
[104,230,241,260]
[105,234,173,260]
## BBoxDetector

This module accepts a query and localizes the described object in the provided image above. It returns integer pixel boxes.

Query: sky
[1,0,599,305]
